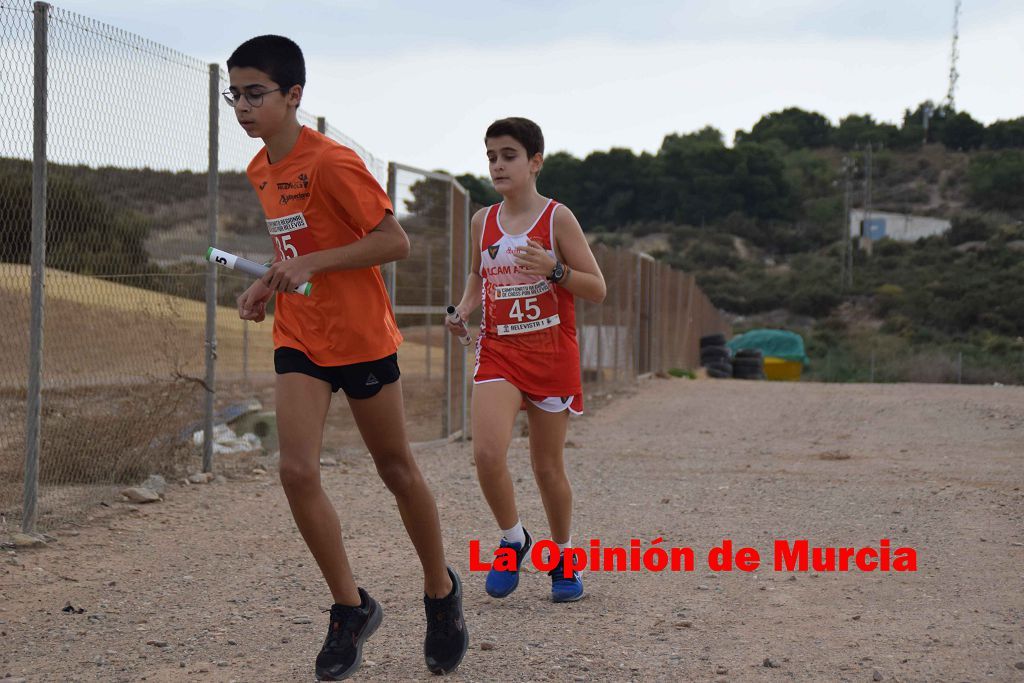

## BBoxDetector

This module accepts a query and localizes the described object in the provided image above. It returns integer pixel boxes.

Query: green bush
[949,213,997,244]
[0,161,152,275]
[968,151,1024,211]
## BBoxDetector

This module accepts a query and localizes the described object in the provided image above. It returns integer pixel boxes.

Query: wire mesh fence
[0,2,435,531]
[0,0,38,531]
[2,1,217,530]
[803,345,1024,385]
[3,2,729,533]
[386,163,471,442]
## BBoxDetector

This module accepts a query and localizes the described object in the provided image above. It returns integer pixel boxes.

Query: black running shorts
[274,347,400,400]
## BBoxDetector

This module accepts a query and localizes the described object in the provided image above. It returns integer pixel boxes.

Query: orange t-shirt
[246,126,402,366]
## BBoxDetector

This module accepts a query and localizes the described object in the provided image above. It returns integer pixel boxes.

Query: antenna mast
[946,0,961,109]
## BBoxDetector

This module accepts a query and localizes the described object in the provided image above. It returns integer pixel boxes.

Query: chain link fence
[386,163,471,442]
[2,1,217,532]
[3,2,729,533]
[804,345,1024,385]
[0,2,426,532]
[0,1,37,533]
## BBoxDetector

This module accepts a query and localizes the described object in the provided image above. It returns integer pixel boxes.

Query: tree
[735,108,834,148]
[0,159,150,275]
[454,173,500,207]
[985,118,1024,149]
[834,114,899,150]
[901,100,952,145]
[403,172,450,221]
[967,151,1024,211]
[939,111,985,150]
[537,152,584,220]
[948,213,996,244]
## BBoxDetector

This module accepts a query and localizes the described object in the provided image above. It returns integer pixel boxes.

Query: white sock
[501,520,526,547]
[556,537,573,553]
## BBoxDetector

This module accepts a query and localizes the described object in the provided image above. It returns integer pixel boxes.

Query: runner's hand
[445,305,470,336]
[261,254,315,293]
[514,240,556,278]
[238,280,272,322]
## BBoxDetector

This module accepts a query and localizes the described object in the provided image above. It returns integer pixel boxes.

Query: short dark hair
[485,117,544,159]
[227,35,306,89]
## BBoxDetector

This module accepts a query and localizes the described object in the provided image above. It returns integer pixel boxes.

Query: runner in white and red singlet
[447,117,607,603]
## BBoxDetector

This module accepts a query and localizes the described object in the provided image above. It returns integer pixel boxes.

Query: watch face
[552,263,564,281]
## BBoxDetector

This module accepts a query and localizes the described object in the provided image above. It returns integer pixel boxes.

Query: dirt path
[2,379,1023,682]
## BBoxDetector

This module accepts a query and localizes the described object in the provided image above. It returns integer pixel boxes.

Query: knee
[531,459,567,487]
[278,457,320,496]
[375,457,420,498]
[473,444,507,474]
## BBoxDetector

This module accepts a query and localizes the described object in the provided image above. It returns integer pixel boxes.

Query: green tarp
[727,329,808,365]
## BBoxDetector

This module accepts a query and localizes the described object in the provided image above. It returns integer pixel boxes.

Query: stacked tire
[699,334,732,379]
[732,348,766,380]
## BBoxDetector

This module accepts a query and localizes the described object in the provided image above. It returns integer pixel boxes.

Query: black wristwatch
[548,260,566,283]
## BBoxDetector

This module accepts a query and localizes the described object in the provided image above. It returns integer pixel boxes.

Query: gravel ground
[2,378,1023,682]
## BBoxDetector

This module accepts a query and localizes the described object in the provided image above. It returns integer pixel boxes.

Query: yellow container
[763,356,803,381]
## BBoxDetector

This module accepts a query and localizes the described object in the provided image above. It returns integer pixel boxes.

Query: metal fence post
[614,248,622,384]
[635,254,642,377]
[385,162,398,306]
[442,180,453,439]
[674,272,684,370]
[23,1,50,533]
[461,188,470,439]
[242,322,249,383]
[316,116,326,134]
[595,248,604,386]
[425,244,432,381]
[202,63,220,474]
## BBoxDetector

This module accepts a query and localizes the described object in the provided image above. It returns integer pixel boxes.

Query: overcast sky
[29,1,1024,176]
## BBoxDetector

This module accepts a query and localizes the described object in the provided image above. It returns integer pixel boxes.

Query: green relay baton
[206,247,312,296]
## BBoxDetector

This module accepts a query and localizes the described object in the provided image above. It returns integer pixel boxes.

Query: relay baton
[446,305,472,346]
[206,247,312,296]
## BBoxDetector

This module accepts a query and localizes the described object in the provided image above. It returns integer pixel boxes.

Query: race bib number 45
[492,280,560,335]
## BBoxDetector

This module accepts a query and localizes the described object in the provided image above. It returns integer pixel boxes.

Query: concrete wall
[849,210,950,242]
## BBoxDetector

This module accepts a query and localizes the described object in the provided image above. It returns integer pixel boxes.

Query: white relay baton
[446,305,472,346]
[206,247,312,296]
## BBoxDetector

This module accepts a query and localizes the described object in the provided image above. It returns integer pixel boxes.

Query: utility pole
[840,155,855,291]
[862,143,873,256]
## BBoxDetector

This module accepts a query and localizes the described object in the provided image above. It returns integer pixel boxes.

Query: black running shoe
[315,587,383,681]
[423,566,469,675]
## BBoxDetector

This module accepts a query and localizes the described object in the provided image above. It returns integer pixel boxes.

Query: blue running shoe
[485,528,533,598]
[549,557,584,603]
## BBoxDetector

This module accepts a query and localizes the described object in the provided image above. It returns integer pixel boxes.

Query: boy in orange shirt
[227,35,467,680]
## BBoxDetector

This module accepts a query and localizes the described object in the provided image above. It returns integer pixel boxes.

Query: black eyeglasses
[221,86,288,108]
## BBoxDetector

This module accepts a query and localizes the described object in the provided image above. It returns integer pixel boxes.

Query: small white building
[849,209,950,242]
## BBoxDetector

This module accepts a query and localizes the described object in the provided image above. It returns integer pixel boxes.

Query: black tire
[706,360,732,378]
[706,365,732,379]
[700,345,730,362]
[734,348,763,360]
[733,367,765,380]
[700,333,726,349]
[732,357,764,369]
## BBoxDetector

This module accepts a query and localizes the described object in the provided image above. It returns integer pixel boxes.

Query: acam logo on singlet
[487,244,499,259]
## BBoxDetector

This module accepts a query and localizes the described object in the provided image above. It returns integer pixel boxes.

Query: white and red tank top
[475,199,581,398]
